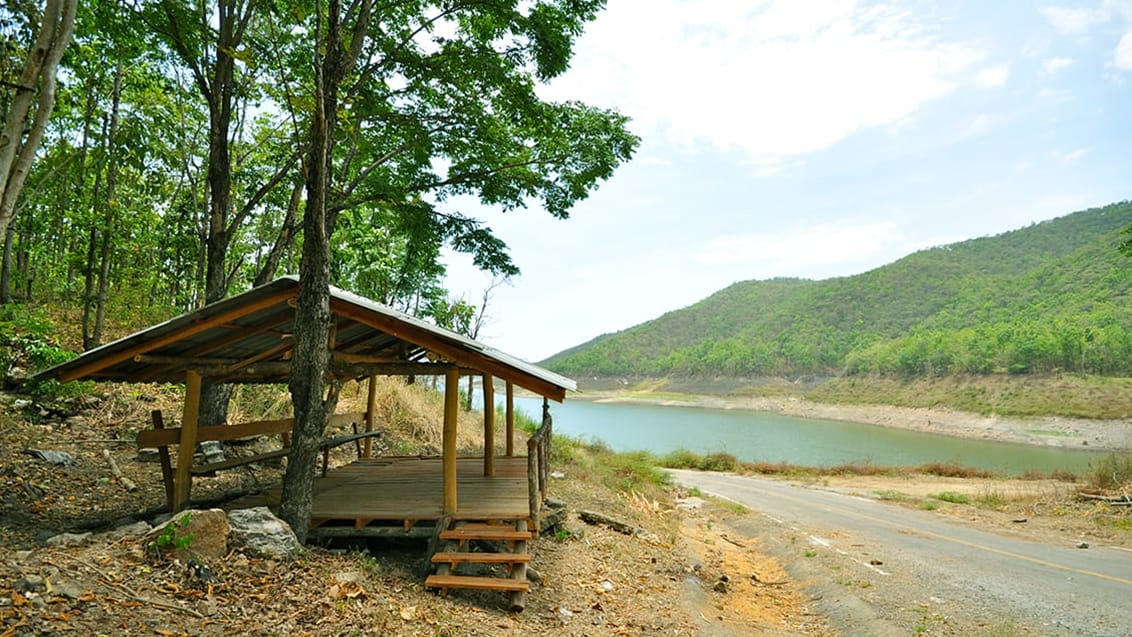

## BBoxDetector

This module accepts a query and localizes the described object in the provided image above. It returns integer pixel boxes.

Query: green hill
[543,201,1132,379]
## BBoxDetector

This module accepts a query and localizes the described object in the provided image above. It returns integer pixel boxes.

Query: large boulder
[227,507,302,559]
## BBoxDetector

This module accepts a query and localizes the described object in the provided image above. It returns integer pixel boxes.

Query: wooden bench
[139,410,381,511]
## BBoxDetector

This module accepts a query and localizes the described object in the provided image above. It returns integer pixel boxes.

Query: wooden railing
[526,400,553,529]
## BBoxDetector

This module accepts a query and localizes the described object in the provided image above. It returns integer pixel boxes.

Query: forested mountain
[543,202,1132,378]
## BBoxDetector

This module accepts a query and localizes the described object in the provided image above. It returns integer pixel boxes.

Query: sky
[442,0,1132,363]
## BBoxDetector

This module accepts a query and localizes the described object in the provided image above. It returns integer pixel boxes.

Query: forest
[0,1,636,350]
[1,0,635,535]
[543,201,1132,379]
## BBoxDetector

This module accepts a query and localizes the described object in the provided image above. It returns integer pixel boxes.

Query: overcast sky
[442,0,1132,362]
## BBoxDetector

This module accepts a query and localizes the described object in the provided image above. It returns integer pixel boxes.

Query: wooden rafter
[329,298,566,401]
[58,290,297,382]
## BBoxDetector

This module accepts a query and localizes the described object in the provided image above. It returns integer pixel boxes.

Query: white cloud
[1115,32,1132,69]
[961,113,995,138]
[1063,148,1089,162]
[1043,56,1075,73]
[694,222,903,275]
[1041,5,1109,34]
[544,1,980,174]
[975,65,1009,88]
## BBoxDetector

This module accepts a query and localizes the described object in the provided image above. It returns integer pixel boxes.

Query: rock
[103,521,151,542]
[1076,541,1089,549]
[550,471,565,479]
[51,580,86,600]
[14,550,33,562]
[45,532,91,547]
[17,574,45,592]
[136,449,160,463]
[146,509,230,560]
[227,507,302,559]
[63,416,87,428]
[600,580,614,592]
[713,579,729,593]
[675,496,707,511]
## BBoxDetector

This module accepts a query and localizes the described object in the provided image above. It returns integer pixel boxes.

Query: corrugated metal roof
[35,276,575,401]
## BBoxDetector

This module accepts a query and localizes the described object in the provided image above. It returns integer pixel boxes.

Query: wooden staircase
[425,520,533,610]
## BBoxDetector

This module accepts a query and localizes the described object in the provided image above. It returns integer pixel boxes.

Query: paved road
[669,469,1132,636]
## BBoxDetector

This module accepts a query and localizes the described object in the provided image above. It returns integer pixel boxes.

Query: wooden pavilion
[34,276,574,603]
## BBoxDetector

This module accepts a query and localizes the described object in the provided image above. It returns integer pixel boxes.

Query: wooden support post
[443,368,459,515]
[363,375,378,458]
[483,374,494,477]
[527,438,539,527]
[173,371,202,512]
[150,410,175,512]
[505,381,515,457]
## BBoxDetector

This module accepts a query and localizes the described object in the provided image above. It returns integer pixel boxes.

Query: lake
[508,396,1105,475]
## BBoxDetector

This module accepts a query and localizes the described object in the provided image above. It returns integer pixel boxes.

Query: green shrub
[699,452,739,472]
[1087,453,1132,491]
[929,491,970,504]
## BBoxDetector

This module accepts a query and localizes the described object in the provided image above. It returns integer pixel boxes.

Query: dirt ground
[0,387,833,636]
[2,384,1127,636]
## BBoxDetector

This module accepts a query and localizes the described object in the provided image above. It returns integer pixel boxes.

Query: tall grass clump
[1087,453,1132,491]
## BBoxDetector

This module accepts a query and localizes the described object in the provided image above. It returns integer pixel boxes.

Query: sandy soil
[583,391,1132,451]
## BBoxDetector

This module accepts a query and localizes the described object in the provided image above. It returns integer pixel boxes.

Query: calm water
[509,397,1106,475]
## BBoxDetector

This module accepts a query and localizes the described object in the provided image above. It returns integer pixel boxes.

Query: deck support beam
[505,381,514,457]
[443,368,459,514]
[173,370,202,512]
[483,374,495,477]
[363,375,378,458]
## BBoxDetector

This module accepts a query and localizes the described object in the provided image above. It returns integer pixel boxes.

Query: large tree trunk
[278,0,371,543]
[0,0,77,240]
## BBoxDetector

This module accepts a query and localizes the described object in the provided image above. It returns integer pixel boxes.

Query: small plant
[803,550,817,557]
[553,527,572,542]
[920,500,939,511]
[149,512,195,558]
[929,491,970,504]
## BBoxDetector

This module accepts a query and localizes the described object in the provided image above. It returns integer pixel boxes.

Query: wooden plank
[191,448,289,474]
[505,381,514,457]
[59,289,295,382]
[483,374,494,477]
[137,411,365,448]
[364,375,377,458]
[431,552,531,566]
[138,417,294,448]
[173,371,202,512]
[443,368,459,515]
[439,527,532,542]
[151,410,175,511]
[424,574,529,593]
[329,299,566,402]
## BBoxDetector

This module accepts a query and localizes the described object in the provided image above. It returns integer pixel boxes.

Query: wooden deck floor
[238,455,531,534]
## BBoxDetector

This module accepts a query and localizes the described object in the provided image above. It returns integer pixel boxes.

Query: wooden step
[431,551,532,567]
[425,574,530,594]
[439,527,532,542]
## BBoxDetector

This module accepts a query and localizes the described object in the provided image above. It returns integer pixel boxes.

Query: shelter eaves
[35,276,575,401]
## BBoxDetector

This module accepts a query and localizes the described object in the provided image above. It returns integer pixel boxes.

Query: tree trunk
[0,226,13,304]
[278,0,371,543]
[0,0,77,240]
[91,60,125,348]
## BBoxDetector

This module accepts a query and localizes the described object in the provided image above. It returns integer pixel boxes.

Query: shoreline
[573,390,1132,452]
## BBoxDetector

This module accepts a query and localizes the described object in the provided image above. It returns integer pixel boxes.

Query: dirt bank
[580,391,1132,452]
